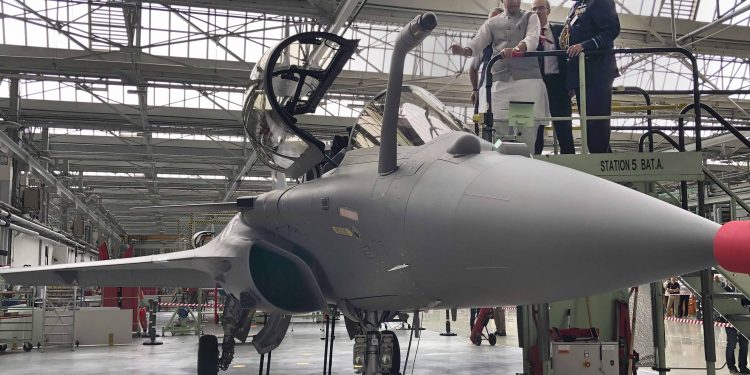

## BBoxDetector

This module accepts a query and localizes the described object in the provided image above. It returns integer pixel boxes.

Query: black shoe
[738,367,750,374]
[729,367,739,374]
[495,331,507,336]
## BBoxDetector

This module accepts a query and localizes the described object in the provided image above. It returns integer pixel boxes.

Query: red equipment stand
[469,307,497,346]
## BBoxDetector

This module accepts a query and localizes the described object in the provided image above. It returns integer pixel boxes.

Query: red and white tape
[159,302,224,309]
[664,316,732,328]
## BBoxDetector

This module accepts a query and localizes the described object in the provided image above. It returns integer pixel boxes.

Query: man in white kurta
[452,0,550,152]
[468,8,503,114]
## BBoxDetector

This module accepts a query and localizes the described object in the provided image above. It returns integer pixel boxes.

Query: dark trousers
[575,76,614,154]
[726,327,748,370]
[678,295,690,317]
[537,74,574,155]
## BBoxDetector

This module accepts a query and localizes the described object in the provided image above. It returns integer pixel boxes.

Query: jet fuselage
[241,131,720,312]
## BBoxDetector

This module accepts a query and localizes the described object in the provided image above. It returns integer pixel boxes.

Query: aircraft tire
[197,335,219,375]
[382,330,400,375]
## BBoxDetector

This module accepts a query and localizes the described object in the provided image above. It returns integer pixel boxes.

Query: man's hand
[567,43,584,57]
[470,90,477,104]
[499,47,515,58]
[449,44,468,56]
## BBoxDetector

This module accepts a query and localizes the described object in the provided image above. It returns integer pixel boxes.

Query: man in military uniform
[561,0,620,154]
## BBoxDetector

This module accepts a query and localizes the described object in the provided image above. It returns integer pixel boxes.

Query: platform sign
[508,101,535,129]
[540,152,704,182]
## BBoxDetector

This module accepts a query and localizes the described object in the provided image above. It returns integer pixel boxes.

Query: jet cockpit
[242,31,470,179]
[242,32,358,178]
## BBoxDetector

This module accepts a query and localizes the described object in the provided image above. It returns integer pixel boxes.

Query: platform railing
[482,47,704,154]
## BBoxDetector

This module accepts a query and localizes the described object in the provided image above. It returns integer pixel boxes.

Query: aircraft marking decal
[332,226,354,237]
[339,207,359,221]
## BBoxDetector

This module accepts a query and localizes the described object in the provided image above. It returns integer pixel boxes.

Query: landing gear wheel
[488,333,497,346]
[382,330,401,375]
[197,335,219,375]
[470,333,481,346]
[23,342,33,352]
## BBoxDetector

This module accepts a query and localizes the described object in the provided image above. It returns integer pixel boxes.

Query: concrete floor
[0,309,738,374]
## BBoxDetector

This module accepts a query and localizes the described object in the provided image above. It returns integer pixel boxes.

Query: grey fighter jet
[2,12,749,375]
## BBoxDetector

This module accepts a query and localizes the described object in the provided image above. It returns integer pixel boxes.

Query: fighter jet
[1,12,749,375]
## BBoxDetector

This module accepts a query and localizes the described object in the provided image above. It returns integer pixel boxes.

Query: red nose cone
[715,221,750,274]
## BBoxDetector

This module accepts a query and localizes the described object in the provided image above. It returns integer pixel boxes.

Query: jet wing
[0,249,219,287]
[130,202,239,213]
[130,196,257,213]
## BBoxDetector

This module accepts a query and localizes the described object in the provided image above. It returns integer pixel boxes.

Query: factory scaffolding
[41,285,77,352]
[0,288,34,352]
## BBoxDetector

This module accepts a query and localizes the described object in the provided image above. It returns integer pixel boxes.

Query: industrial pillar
[700,269,716,375]
[517,305,533,374]
[536,303,551,375]
[40,127,50,224]
[0,78,22,265]
[0,144,11,266]
[650,281,667,375]
[60,160,70,234]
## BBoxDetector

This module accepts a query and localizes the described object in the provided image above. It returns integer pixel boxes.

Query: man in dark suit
[562,0,620,154]
[532,0,574,155]
[715,275,750,374]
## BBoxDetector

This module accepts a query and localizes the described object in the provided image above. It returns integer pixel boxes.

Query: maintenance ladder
[42,285,77,352]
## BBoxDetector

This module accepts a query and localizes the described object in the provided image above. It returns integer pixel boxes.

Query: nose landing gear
[346,310,409,375]
[353,330,401,374]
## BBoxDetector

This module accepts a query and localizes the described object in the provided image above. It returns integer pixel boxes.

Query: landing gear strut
[349,311,402,375]
[353,330,401,374]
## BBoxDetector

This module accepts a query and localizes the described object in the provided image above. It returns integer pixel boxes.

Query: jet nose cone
[715,221,750,273]
[453,157,721,294]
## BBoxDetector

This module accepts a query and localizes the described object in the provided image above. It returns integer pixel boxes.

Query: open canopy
[242,32,358,178]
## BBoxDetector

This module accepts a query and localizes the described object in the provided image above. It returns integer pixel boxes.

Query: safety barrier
[664,316,732,328]
[159,302,224,309]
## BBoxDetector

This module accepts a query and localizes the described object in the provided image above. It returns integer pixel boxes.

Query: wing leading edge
[0,249,220,287]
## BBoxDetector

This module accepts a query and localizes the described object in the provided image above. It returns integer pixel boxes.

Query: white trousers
[489,77,550,152]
